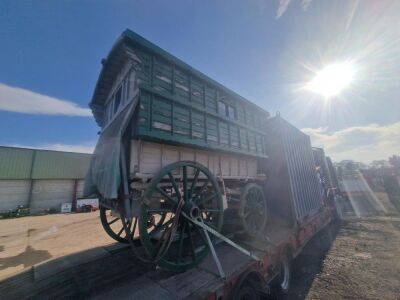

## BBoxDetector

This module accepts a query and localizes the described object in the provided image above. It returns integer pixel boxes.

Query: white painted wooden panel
[230,156,239,176]
[209,154,219,175]
[130,140,261,179]
[140,142,162,174]
[0,180,30,212]
[220,155,230,176]
[162,145,179,168]
[239,159,248,177]
[195,151,208,167]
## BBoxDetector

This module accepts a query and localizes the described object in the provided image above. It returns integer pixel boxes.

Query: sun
[305,61,355,98]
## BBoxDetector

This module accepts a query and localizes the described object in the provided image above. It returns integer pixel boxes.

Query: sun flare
[305,61,355,98]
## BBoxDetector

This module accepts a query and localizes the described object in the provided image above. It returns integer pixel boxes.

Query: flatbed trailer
[94,205,335,300]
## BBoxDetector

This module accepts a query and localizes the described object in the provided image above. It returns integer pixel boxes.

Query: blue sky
[0,0,399,162]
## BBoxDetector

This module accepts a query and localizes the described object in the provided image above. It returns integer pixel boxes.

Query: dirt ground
[288,216,400,300]
[0,211,114,280]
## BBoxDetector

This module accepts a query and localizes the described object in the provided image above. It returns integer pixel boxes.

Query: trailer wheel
[233,277,262,300]
[277,254,291,295]
[235,284,260,300]
[239,183,267,236]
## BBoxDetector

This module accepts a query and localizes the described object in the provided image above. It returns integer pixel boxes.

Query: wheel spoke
[176,221,187,263]
[197,193,218,206]
[183,166,188,202]
[189,169,200,198]
[156,186,177,205]
[193,222,208,245]
[187,223,197,261]
[150,218,173,236]
[107,217,119,226]
[117,227,124,237]
[168,172,181,200]
[193,179,210,202]
[147,209,173,213]
[200,209,221,213]
[131,218,138,237]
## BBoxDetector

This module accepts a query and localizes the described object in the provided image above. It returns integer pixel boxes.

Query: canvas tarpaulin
[84,96,138,199]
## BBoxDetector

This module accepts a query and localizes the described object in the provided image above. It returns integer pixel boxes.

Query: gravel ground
[288,216,400,300]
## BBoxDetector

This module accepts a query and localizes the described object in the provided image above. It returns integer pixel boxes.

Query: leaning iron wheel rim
[139,161,224,272]
[239,183,267,236]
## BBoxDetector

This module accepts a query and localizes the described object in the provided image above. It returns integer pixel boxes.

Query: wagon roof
[90,29,270,127]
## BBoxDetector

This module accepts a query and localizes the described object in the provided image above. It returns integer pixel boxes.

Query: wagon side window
[114,86,122,114]
[105,100,113,124]
[227,105,236,120]
[218,101,227,117]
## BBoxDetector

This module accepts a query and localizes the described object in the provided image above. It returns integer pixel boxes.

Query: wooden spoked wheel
[139,161,224,272]
[100,204,167,244]
[239,183,267,236]
[100,205,135,243]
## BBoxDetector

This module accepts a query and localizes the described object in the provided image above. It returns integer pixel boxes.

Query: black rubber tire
[233,279,262,300]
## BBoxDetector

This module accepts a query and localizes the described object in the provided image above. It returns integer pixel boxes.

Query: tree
[370,160,389,169]
[388,155,400,172]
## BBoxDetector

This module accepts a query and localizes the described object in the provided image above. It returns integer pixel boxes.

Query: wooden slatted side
[130,141,262,179]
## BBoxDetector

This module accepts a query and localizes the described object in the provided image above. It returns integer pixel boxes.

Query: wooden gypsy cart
[84,30,322,273]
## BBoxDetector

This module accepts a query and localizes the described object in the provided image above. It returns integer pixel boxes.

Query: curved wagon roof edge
[89,29,270,127]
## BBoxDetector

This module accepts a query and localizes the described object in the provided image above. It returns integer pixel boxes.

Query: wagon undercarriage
[99,146,268,272]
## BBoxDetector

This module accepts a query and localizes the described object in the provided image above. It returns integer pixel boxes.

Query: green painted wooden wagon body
[91,30,269,159]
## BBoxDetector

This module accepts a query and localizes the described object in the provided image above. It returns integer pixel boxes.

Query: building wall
[30,180,75,213]
[0,180,31,211]
[0,146,92,213]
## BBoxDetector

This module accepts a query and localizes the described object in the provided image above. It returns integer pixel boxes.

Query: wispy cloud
[8,143,95,154]
[276,0,313,18]
[301,0,312,11]
[0,83,91,117]
[302,122,400,163]
[276,0,292,18]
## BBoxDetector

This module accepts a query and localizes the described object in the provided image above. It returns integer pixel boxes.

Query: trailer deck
[0,206,334,299]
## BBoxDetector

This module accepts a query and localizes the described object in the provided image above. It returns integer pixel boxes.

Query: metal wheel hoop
[238,183,268,236]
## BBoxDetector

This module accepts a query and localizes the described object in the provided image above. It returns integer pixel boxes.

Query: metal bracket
[181,211,261,279]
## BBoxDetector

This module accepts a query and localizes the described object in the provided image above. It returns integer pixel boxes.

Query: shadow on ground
[0,245,52,271]
[268,222,340,300]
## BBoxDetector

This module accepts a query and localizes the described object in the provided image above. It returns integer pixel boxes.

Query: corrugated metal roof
[0,147,34,179]
[0,146,92,180]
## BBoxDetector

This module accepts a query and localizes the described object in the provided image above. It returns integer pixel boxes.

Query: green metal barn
[0,146,92,214]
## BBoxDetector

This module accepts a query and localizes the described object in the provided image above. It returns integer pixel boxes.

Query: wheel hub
[183,201,200,219]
